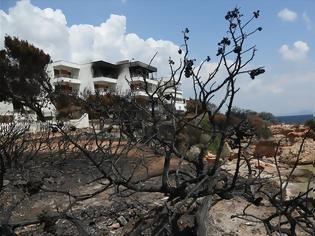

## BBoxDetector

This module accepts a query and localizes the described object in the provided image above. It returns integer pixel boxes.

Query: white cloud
[234,68,315,115]
[277,8,298,22]
[302,12,312,30]
[0,0,180,76]
[0,0,70,59]
[279,41,309,61]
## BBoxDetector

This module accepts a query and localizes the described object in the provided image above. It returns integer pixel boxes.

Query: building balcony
[93,77,117,95]
[164,99,186,106]
[93,76,117,85]
[131,89,158,99]
[130,76,158,85]
[164,90,183,98]
[55,74,73,78]
[94,88,116,95]
[175,103,187,112]
[164,101,187,113]
[53,60,81,69]
[52,77,81,85]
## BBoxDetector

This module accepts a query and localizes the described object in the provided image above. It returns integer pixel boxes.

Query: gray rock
[291,168,313,178]
[13,179,27,186]
[108,223,120,229]
[117,216,128,226]
[177,214,195,232]
[187,145,201,161]
[3,179,10,186]
[45,177,55,184]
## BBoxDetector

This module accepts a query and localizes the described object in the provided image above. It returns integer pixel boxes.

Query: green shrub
[248,115,272,139]
[305,118,315,130]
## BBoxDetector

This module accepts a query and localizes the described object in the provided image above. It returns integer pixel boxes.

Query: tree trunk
[0,152,5,192]
[162,151,171,191]
[196,196,212,236]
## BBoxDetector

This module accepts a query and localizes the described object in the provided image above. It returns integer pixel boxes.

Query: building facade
[49,60,159,97]
[0,59,187,120]
[160,77,187,113]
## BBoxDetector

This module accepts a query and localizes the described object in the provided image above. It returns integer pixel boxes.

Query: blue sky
[1,0,315,115]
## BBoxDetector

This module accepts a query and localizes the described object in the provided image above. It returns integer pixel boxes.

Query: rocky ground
[213,124,315,235]
[1,124,314,235]
[208,196,274,236]
[270,124,315,165]
[253,124,315,198]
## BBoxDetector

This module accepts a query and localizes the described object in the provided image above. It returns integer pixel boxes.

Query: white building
[48,60,159,98]
[49,59,186,112]
[0,101,14,116]
[0,59,186,120]
[160,77,187,113]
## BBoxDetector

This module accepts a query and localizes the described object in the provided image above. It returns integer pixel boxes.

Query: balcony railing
[131,76,158,85]
[93,76,117,84]
[131,89,158,98]
[55,89,79,96]
[164,87,183,94]
[94,88,115,95]
[131,86,155,93]
[55,74,78,79]
[52,77,81,85]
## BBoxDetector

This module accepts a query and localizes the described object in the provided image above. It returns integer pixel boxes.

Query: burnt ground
[0,150,177,236]
[1,149,282,236]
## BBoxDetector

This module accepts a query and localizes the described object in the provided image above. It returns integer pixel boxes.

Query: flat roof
[92,60,118,69]
[116,60,157,72]
[51,59,157,72]
[52,60,81,69]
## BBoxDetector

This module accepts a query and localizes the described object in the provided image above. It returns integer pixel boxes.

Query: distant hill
[276,114,314,124]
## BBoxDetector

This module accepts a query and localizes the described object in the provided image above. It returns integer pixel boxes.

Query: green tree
[258,111,276,123]
[305,118,315,130]
[0,36,52,121]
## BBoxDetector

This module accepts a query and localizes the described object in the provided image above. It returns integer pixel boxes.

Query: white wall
[78,63,94,94]
[0,101,14,115]
[46,63,54,79]
[69,113,90,129]
[116,64,131,95]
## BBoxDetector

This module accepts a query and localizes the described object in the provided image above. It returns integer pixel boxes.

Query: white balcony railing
[52,77,81,85]
[132,90,158,98]
[130,76,158,85]
[55,74,74,78]
[94,88,116,95]
[93,76,117,84]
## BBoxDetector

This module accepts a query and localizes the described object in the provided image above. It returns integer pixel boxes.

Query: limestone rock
[204,152,216,164]
[3,179,10,186]
[109,223,120,230]
[186,145,201,161]
[117,216,128,226]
